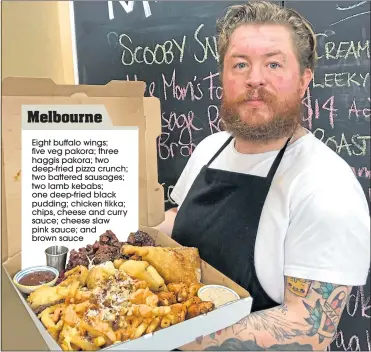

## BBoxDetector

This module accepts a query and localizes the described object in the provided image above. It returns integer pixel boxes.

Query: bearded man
[156,1,370,351]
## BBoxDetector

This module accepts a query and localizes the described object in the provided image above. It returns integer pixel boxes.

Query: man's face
[221,24,312,142]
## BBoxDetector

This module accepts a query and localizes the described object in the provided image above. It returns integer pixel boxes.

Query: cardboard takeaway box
[1,77,253,351]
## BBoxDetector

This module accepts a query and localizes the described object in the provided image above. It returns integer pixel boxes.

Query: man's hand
[180,276,351,350]
[153,207,178,236]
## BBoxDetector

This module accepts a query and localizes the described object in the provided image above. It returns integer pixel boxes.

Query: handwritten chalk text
[302,89,338,129]
[351,166,371,179]
[161,183,177,205]
[312,72,369,89]
[119,34,186,65]
[107,1,153,20]
[318,40,370,61]
[110,23,220,66]
[327,329,370,351]
[314,128,370,156]
[348,98,371,122]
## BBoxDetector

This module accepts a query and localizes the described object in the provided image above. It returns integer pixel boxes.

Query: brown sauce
[18,271,56,286]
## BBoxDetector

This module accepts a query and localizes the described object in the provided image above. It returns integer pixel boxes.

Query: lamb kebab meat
[56,230,155,284]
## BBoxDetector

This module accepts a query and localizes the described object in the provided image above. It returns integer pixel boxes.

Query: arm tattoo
[204,336,313,350]
[199,280,349,351]
[287,277,312,297]
[304,282,349,343]
[235,305,309,342]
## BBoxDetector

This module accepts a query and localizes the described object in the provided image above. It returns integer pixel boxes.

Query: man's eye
[268,62,281,69]
[234,62,247,69]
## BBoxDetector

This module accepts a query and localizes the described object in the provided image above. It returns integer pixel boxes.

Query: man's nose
[245,66,266,88]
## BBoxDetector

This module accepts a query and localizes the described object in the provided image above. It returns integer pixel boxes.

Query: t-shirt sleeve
[284,179,370,286]
[169,158,193,207]
[170,147,203,208]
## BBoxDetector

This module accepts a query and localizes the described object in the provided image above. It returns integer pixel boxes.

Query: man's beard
[220,88,302,142]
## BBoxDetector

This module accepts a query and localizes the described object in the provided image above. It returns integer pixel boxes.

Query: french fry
[89,318,117,343]
[74,289,91,302]
[129,316,143,329]
[131,318,152,339]
[63,305,80,326]
[79,320,105,338]
[37,303,65,319]
[52,307,65,323]
[120,327,134,342]
[115,331,122,342]
[93,336,106,347]
[48,319,64,341]
[74,300,90,313]
[146,317,160,334]
[31,247,217,351]
[40,312,59,330]
[70,336,98,351]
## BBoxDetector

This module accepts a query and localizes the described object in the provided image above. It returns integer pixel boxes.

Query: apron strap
[266,136,292,183]
[206,136,233,166]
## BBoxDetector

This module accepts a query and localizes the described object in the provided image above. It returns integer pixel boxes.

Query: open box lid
[1,77,165,263]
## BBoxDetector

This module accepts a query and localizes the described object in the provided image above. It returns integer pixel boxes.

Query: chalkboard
[73,1,370,350]
[283,2,370,351]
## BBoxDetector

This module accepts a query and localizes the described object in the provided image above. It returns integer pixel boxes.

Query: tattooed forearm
[181,278,351,351]
[204,337,313,351]
[235,305,309,342]
[304,282,349,344]
[287,277,312,297]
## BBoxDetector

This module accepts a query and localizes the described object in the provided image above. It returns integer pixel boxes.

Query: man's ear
[300,68,313,98]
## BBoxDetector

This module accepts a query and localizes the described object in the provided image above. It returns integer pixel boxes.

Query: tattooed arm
[180,277,351,351]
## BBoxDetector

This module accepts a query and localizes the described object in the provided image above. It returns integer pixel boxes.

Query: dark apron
[172,135,291,312]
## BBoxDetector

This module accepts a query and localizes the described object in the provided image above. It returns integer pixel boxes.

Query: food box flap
[2,77,146,97]
[1,77,164,262]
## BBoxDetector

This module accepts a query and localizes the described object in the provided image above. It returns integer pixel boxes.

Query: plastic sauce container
[197,284,240,308]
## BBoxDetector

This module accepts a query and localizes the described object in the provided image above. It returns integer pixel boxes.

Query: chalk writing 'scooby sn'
[116,23,218,66]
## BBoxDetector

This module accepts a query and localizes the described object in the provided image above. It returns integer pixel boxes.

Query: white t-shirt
[171,130,370,304]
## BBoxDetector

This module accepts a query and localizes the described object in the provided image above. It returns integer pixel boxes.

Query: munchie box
[1,77,253,351]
